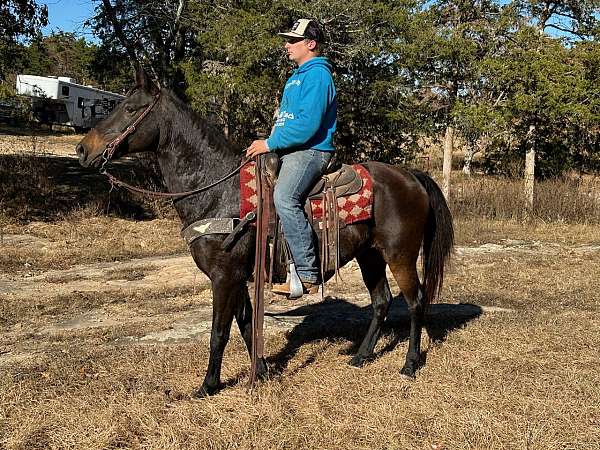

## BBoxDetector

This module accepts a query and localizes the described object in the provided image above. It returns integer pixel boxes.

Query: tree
[181,0,428,159]
[90,0,195,90]
[18,33,97,83]
[455,0,600,214]
[400,0,505,195]
[67,0,600,183]
[0,0,48,95]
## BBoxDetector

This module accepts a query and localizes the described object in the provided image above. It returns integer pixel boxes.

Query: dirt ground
[1,130,599,449]
[0,125,83,157]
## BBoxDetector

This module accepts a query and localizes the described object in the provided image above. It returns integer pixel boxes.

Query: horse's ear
[134,65,160,95]
[135,64,149,89]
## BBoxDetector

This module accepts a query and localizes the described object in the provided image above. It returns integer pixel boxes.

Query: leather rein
[99,90,251,200]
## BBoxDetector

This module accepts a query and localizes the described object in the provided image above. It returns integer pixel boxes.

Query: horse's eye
[125,106,136,114]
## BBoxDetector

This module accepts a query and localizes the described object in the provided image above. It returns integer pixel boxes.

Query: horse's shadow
[253,296,483,378]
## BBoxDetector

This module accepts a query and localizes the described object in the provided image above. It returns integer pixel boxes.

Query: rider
[246,19,337,297]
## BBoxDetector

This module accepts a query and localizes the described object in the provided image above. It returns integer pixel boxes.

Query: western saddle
[259,152,362,288]
[245,151,363,386]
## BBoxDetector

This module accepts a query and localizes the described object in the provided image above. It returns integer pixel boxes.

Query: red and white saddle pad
[240,161,373,225]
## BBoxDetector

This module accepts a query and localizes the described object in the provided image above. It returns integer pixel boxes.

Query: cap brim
[277,32,305,39]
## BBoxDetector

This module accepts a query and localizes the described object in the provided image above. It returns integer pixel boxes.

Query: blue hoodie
[266,57,336,152]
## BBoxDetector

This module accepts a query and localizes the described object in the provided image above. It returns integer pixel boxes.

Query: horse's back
[360,161,431,257]
[361,160,429,215]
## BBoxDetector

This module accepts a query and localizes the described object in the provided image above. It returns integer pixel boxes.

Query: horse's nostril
[76,144,85,157]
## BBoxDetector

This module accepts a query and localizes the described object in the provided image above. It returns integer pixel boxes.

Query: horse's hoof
[400,366,417,379]
[257,359,269,381]
[191,384,219,399]
[349,355,366,368]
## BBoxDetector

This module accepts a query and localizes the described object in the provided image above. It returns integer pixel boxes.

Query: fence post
[443,126,454,199]
[524,125,536,217]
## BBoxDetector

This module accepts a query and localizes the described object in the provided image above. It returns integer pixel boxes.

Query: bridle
[99,91,160,173]
[98,89,252,200]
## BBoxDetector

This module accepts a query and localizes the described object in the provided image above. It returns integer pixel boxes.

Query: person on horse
[246,18,337,297]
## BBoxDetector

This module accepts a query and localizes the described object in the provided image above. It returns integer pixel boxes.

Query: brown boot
[271,280,319,296]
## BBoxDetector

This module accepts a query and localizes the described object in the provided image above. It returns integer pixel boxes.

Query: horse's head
[76,68,161,168]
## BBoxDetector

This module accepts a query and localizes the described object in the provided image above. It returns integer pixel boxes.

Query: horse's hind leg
[349,248,393,367]
[388,262,424,378]
[234,288,268,380]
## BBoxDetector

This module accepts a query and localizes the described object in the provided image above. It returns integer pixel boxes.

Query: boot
[271,279,319,297]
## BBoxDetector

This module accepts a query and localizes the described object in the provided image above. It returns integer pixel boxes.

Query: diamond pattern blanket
[240,161,373,225]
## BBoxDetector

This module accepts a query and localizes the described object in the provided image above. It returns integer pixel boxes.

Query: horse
[76,68,454,398]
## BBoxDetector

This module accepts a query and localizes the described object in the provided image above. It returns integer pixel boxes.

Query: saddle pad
[240,161,373,225]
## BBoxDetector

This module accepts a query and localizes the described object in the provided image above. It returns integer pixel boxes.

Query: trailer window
[61,86,70,96]
[78,97,84,108]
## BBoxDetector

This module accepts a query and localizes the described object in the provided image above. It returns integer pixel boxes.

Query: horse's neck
[156,94,241,226]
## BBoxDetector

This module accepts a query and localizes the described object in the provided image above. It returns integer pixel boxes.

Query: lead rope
[249,156,268,389]
[328,171,344,285]
[320,190,327,300]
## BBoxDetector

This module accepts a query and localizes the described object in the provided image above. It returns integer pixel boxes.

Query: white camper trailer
[16,75,125,130]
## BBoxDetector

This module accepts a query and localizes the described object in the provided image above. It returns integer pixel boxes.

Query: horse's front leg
[192,276,239,398]
[235,287,268,380]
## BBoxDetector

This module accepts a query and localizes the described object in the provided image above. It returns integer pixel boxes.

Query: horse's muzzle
[76,143,89,167]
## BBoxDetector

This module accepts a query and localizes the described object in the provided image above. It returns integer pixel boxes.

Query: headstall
[100,91,161,172]
[98,90,252,200]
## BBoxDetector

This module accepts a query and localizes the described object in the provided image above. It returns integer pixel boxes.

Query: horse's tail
[411,170,454,305]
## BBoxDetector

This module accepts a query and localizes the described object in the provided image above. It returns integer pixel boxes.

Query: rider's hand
[246,140,269,158]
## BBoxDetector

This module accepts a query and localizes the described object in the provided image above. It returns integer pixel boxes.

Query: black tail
[411,170,454,305]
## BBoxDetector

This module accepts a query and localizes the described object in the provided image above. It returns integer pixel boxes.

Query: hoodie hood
[296,56,332,74]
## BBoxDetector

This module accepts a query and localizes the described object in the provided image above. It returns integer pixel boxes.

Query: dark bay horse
[76,69,454,397]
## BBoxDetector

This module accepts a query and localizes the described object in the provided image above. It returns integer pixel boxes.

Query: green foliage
[19,33,97,83]
[3,0,599,177]
[0,0,48,89]
[181,0,429,161]
[458,2,600,178]
[89,0,198,91]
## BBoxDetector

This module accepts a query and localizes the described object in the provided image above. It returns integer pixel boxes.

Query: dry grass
[0,128,173,224]
[2,221,599,449]
[1,129,599,449]
[454,217,600,245]
[0,217,186,274]
[444,172,600,224]
[0,125,82,156]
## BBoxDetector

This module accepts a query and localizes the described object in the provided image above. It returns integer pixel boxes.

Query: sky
[41,0,98,40]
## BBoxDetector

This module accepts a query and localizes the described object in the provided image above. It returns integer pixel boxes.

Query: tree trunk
[223,95,230,139]
[462,144,474,175]
[101,0,139,67]
[525,148,535,216]
[443,126,454,199]
[524,125,536,217]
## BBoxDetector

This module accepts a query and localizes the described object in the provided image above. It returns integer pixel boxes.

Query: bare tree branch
[101,0,139,67]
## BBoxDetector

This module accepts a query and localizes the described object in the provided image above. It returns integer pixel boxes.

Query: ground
[0,129,599,449]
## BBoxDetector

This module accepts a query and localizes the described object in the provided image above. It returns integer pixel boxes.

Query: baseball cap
[277,19,324,42]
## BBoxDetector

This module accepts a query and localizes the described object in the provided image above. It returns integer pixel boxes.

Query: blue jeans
[273,149,333,283]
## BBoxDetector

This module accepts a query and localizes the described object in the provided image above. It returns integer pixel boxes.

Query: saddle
[260,152,363,282]
[243,153,364,386]
[223,152,370,296]
[262,153,363,201]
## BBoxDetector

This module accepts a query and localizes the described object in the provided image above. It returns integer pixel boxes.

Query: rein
[98,90,252,200]
[103,158,252,200]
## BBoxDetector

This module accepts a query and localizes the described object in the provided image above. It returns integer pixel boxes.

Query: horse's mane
[161,89,242,161]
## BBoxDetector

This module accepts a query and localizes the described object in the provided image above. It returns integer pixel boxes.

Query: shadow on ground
[224,296,483,384]
[0,153,168,221]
